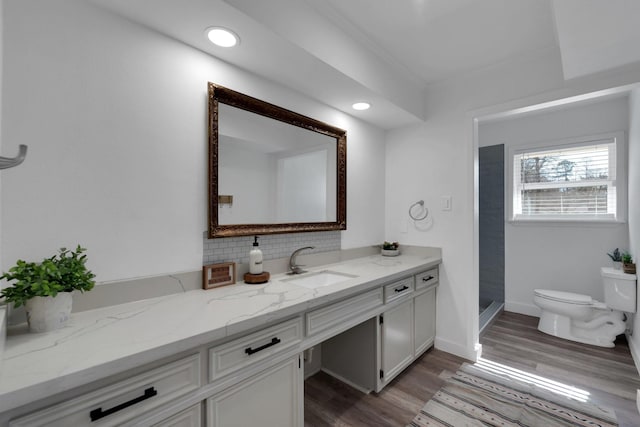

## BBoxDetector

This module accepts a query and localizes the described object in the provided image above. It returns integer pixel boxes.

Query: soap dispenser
[249,236,263,274]
[244,236,270,284]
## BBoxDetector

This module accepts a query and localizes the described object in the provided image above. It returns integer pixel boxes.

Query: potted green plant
[381,241,400,257]
[0,246,95,333]
[607,248,623,270]
[621,252,636,275]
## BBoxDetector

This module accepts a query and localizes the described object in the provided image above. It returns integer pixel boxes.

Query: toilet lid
[534,289,593,305]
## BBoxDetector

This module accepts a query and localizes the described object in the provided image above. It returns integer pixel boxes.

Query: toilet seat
[534,289,593,305]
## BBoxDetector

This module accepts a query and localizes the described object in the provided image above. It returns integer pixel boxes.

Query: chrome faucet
[289,246,315,274]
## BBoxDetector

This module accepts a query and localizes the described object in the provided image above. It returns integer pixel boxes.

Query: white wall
[629,90,640,286]
[628,89,640,365]
[278,150,327,222]
[552,0,640,80]
[340,117,386,250]
[386,45,640,360]
[0,0,3,276]
[218,141,275,224]
[386,48,567,359]
[1,0,386,283]
[479,97,629,315]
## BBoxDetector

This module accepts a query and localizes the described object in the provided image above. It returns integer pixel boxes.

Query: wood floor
[304,311,640,426]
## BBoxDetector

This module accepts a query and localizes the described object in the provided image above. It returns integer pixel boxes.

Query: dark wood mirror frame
[208,82,347,238]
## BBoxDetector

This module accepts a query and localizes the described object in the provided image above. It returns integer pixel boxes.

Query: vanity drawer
[10,354,201,427]
[415,268,438,291]
[209,317,303,382]
[153,403,201,427]
[306,288,383,336]
[384,277,415,304]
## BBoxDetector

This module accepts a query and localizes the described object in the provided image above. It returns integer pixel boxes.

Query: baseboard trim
[304,365,321,380]
[505,301,540,317]
[627,331,640,376]
[435,337,479,361]
[320,368,372,394]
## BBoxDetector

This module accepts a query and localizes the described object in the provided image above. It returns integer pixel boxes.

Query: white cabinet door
[379,299,414,388]
[153,403,201,427]
[206,355,303,427]
[414,286,436,356]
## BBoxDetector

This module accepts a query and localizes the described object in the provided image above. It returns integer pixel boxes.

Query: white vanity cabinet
[414,268,438,356]
[320,267,439,394]
[153,404,202,427]
[377,267,438,391]
[378,298,414,387]
[414,285,437,356]
[1,255,440,427]
[206,354,303,427]
[9,354,201,427]
[208,317,303,382]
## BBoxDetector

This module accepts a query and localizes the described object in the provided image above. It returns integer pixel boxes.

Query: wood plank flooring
[304,311,640,426]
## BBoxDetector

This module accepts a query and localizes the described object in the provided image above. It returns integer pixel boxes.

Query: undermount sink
[282,270,358,289]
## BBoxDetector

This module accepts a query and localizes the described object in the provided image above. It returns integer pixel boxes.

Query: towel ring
[409,200,429,221]
[0,145,27,170]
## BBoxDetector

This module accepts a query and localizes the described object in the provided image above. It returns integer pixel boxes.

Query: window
[510,133,625,221]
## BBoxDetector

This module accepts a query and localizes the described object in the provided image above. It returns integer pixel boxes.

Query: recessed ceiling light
[206,27,239,47]
[352,102,371,111]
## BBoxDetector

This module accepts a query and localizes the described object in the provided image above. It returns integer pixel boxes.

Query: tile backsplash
[203,231,341,265]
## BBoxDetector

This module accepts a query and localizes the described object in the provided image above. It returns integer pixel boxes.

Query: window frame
[507,131,626,224]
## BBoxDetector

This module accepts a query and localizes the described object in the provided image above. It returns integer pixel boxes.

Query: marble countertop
[0,252,440,413]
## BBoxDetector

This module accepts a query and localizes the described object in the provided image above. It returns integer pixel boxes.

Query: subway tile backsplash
[203,231,341,265]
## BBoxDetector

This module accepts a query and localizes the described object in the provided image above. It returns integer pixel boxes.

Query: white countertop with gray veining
[0,252,440,413]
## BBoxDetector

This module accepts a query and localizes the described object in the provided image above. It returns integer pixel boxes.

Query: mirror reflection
[218,104,337,225]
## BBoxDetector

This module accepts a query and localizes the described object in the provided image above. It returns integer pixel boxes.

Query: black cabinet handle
[395,285,409,293]
[90,387,157,422]
[422,275,434,282]
[245,337,281,355]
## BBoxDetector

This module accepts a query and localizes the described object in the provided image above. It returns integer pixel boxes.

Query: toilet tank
[601,267,637,313]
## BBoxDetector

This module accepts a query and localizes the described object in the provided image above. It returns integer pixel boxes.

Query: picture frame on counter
[203,262,236,289]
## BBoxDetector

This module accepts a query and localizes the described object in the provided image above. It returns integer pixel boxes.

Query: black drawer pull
[90,387,157,422]
[422,275,435,282]
[245,337,281,355]
[395,285,409,293]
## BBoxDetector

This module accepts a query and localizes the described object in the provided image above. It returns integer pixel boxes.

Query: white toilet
[533,267,637,348]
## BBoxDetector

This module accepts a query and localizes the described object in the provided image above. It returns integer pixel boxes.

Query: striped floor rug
[409,363,618,427]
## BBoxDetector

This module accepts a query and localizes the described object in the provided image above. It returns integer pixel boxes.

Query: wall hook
[0,145,28,170]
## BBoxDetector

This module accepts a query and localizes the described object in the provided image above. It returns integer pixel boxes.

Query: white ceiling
[304,0,557,84]
[89,0,640,130]
[552,0,640,80]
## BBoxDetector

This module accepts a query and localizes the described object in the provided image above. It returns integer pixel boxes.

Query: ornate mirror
[208,83,347,238]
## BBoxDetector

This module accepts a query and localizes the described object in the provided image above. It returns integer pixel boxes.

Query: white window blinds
[512,139,617,219]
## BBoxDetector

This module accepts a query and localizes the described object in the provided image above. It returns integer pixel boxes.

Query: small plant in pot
[0,246,95,333]
[381,241,400,257]
[621,252,636,275]
[607,248,623,270]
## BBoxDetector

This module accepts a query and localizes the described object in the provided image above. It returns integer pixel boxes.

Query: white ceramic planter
[381,249,400,257]
[24,292,73,333]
